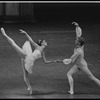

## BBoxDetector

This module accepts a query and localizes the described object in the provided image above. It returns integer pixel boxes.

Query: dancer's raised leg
[1,28,26,58]
[81,66,100,87]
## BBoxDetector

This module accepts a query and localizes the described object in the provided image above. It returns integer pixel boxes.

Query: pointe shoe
[1,28,7,36]
[27,86,32,90]
[27,86,32,95]
[29,88,32,95]
[68,90,74,95]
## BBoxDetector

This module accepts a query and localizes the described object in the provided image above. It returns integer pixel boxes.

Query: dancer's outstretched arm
[56,50,79,64]
[56,59,63,63]
[42,51,56,64]
[19,29,39,48]
[72,22,82,39]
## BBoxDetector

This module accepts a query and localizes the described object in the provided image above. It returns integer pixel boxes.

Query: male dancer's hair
[77,36,85,47]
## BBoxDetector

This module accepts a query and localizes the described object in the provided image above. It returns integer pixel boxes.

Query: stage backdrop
[0,3,35,23]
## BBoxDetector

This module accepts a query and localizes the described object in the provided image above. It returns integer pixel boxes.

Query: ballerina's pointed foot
[68,90,74,95]
[27,86,32,95]
[29,89,32,95]
[1,28,6,36]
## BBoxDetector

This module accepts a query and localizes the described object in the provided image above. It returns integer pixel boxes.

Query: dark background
[34,3,100,23]
[1,3,100,30]
[32,3,100,32]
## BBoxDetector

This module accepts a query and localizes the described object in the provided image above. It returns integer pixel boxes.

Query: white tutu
[22,41,42,74]
[22,41,34,74]
[22,41,32,56]
[63,59,71,65]
[25,56,34,74]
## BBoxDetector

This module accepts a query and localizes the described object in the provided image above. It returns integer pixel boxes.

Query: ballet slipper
[1,28,7,36]
[27,86,32,95]
[68,90,74,95]
[29,88,32,95]
[27,86,30,90]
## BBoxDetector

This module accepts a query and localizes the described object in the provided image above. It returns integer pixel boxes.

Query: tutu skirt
[22,41,34,74]
[22,41,32,56]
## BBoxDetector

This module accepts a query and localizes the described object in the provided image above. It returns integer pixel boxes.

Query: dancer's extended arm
[19,29,38,48]
[42,51,56,64]
[56,51,80,64]
[55,59,63,63]
[72,22,82,39]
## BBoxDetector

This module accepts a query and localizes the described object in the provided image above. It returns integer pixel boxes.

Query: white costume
[22,41,42,74]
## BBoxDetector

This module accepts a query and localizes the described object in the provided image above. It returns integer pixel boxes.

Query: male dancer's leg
[67,65,79,94]
[81,66,100,87]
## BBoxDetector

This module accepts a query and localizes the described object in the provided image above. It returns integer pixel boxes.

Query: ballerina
[56,37,100,94]
[1,28,55,95]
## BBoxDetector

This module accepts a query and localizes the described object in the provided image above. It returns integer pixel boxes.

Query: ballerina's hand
[19,29,27,34]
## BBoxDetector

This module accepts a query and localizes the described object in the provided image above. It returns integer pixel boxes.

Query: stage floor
[1,87,100,99]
